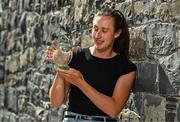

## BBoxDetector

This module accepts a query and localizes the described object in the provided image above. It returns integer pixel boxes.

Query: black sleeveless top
[68,47,136,116]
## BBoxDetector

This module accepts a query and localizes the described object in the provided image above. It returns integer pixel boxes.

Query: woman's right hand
[45,41,59,61]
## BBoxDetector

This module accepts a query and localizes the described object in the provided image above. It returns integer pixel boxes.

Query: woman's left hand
[57,68,85,87]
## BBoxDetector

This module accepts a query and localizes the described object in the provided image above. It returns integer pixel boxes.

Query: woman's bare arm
[49,73,71,108]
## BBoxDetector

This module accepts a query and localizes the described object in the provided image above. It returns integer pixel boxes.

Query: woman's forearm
[78,81,121,118]
[49,73,70,108]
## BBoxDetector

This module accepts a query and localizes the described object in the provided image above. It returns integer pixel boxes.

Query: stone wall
[0,0,180,122]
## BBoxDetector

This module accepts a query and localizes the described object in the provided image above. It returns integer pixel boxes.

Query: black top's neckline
[85,47,119,61]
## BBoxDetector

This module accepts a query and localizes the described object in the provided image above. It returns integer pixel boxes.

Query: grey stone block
[166,104,177,111]
[115,0,133,25]
[147,23,176,55]
[165,97,180,122]
[143,94,165,122]
[144,94,163,107]
[129,26,147,60]
[94,0,104,10]
[159,65,175,95]
[165,111,176,122]
[133,93,144,116]
[7,87,18,113]
[133,1,149,24]
[0,42,6,55]
[133,93,166,122]
[177,103,180,122]
[0,31,7,53]
[166,97,179,103]
[159,51,180,96]
[0,66,4,82]
[133,62,158,93]
[0,85,5,108]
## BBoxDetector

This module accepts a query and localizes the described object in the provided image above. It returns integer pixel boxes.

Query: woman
[47,8,136,122]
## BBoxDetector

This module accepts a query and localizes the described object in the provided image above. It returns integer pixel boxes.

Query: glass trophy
[45,31,72,70]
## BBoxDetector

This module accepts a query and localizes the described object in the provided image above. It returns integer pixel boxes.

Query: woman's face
[92,15,120,52]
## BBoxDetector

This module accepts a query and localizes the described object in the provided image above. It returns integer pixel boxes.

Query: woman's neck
[89,46,117,59]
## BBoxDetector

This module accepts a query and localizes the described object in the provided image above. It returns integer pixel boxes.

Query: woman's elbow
[49,96,63,108]
[50,101,61,109]
[107,109,120,119]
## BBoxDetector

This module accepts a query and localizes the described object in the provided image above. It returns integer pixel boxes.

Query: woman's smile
[95,39,104,46]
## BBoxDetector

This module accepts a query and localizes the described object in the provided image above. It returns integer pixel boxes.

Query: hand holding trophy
[45,32,72,70]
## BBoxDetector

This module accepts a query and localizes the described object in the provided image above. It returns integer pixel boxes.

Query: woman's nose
[95,31,102,38]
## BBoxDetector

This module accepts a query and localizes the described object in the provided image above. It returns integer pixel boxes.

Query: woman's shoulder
[118,55,137,74]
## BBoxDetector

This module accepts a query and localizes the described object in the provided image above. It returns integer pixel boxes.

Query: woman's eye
[102,30,108,33]
[94,28,98,32]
